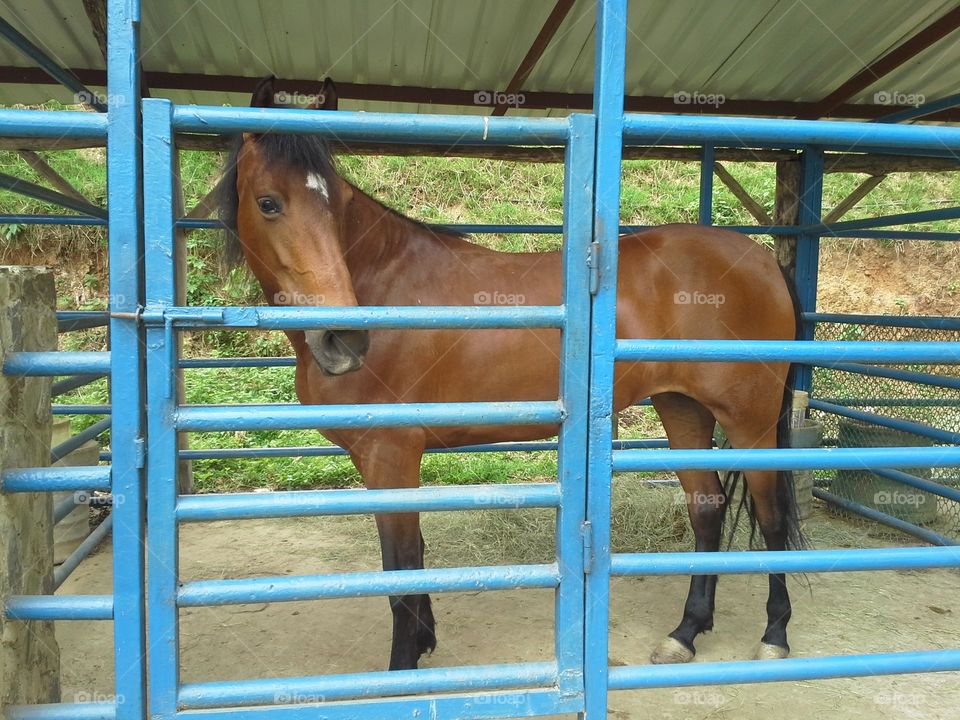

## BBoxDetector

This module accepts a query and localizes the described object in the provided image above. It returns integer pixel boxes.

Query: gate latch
[586,242,601,295]
[581,520,594,574]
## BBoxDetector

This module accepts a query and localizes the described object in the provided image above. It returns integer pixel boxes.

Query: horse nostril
[313,329,369,375]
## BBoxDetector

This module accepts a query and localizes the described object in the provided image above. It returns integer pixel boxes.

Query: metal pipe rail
[621,113,960,152]
[814,488,956,547]
[175,401,563,432]
[1,466,111,493]
[51,417,112,463]
[53,514,113,590]
[176,483,561,522]
[4,594,114,621]
[53,404,110,415]
[148,305,566,330]
[7,701,117,720]
[612,446,960,473]
[56,311,111,332]
[809,399,960,445]
[615,339,960,364]
[172,104,570,145]
[2,351,111,376]
[819,363,960,392]
[51,373,107,397]
[871,468,960,503]
[608,649,960,691]
[805,312,960,330]
[178,563,560,606]
[178,661,558,709]
[0,108,107,139]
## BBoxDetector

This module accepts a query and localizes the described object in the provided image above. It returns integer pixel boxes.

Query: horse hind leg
[717,406,800,661]
[649,392,726,665]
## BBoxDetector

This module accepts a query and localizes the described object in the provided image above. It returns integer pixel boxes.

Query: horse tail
[722,268,807,551]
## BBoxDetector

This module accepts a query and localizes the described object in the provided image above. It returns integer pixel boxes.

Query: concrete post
[0,265,60,709]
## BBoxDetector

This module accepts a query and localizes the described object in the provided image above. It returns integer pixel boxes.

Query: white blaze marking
[305,172,329,202]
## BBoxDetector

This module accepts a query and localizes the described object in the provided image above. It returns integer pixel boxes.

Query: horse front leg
[353,431,435,670]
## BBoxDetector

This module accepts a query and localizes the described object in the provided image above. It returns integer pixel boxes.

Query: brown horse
[220,77,803,671]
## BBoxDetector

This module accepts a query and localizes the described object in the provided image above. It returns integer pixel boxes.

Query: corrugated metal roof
[0,0,958,119]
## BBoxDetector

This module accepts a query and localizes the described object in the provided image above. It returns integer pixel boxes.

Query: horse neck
[338,184,456,305]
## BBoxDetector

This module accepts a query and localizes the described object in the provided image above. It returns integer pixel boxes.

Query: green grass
[5,122,960,492]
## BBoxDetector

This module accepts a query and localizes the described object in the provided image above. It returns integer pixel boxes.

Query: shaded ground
[58,504,960,719]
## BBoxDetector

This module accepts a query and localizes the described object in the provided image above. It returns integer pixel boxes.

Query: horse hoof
[650,637,695,664]
[755,642,789,660]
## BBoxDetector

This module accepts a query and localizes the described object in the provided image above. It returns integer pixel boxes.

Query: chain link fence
[812,321,960,540]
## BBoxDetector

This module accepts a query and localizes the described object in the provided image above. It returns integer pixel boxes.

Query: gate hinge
[586,242,601,295]
[134,436,146,469]
[581,520,594,574]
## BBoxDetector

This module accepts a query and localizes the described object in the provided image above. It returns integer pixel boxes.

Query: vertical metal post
[585,0,627,717]
[554,113,596,701]
[106,0,146,717]
[699,144,715,225]
[794,147,824,393]
[142,98,180,720]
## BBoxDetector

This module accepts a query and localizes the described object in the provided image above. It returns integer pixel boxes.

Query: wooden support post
[713,162,774,226]
[773,159,802,276]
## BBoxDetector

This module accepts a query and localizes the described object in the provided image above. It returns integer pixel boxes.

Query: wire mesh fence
[812,321,960,540]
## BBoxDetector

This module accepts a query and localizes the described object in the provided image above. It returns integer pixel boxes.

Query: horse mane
[219,133,469,267]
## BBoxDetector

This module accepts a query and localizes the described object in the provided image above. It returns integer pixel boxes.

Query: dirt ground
[56,504,960,720]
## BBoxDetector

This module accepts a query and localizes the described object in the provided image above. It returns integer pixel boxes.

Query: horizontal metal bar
[172,104,569,145]
[871,467,960,503]
[0,214,107,226]
[53,514,112,590]
[809,399,960,444]
[0,109,108,139]
[608,648,960,691]
[52,404,111,415]
[806,312,960,330]
[815,205,960,233]
[611,446,960,473]
[875,92,960,124]
[1,466,111,493]
[816,398,960,408]
[821,362,960,391]
[51,417,111,463]
[822,229,960,241]
[53,492,81,524]
[4,594,113,621]
[177,483,560,522]
[51,373,107,397]
[615,339,960,364]
[7,702,115,720]
[178,563,559,606]
[621,112,960,151]
[3,351,111,376]
[178,661,557,708]
[150,305,566,330]
[176,688,580,720]
[56,311,110,333]
[814,488,956,546]
[179,437,667,460]
[175,401,563,432]
[610,545,960,576]
[180,357,297,368]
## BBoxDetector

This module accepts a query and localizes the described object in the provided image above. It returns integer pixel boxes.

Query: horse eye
[257,197,281,215]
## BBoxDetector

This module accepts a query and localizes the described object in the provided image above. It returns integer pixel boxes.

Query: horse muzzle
[306,329,370,375]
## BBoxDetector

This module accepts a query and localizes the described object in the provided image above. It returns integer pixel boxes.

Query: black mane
[219,133,340,267]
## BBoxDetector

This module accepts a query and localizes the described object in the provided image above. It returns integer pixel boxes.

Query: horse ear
[315,77,338,110]
[251,75,277,108]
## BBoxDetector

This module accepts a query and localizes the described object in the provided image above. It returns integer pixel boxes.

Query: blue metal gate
[5,1,960,719]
